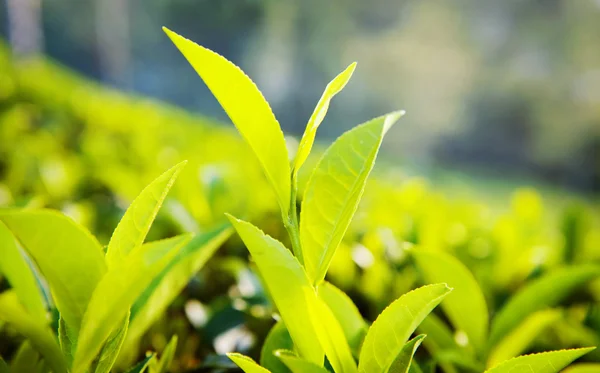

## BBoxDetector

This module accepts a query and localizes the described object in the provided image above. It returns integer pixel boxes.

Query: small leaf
[124,225,231,351]
[0,291,68,373]
[125,354,156,373]
[412,250,488,355]
[105,161,187,267]
[154,335,178,373]
[305,288,357,373]
[260,321,293,373]
[91,313,130,373]
[358,284,452,373]
[59,316,76,366]
[489,265,600,347]
[300,111,404,285]
[227,215,324,365]
[318,282,367,356]
[484,347,595,373]
[164,28,291,217]
[0,220,47,324]
[73,234,191,373]
[228,353,272,373]
[292,62,357,180]
[487,309,562,368]
[275,350,330,373]
[0,210,106,333]
[388,334,427,373]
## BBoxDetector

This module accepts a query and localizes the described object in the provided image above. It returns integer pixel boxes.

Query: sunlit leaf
[91,314,129,373]
[0,291,68,373]
[164,28,291,217]
[105,161,187,267]
[416,314,461,373]
[388,334,426,373]
[227,215,324,364]
[0,220,46,324]
[358,284,452,373]
[0,210,106,333]
[484,347,595,373]
[275,350,330,373]
[487,309,561,368]
[228,353,271,373]
[412,250,488,355]
[260,321,293,373]
[489,265,600,347]
[292,62,356,180]
[300,111,404,285]
[73,234,191,373]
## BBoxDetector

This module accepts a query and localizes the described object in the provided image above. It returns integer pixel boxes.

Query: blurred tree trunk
[94,0,132,89]
[6,0,44,57]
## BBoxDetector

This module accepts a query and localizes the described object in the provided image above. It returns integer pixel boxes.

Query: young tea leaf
[358,284,452,373]
[412,250,488,355]
[0,221,47,324]
[228,353,272,373]
[73,234,192,373]
[0,210,106,334]
[164,28,291,217]
[260,321,293,373]
[90,313,129,373]
[300,111,404,285]
[489,265,600,348]
[388,334,426,373]
[292,62,357,180]
[0,291,68,373]
[275,350,330,373]
[125,354,156,373]
[227,215,324,365]
[416,314,461,373]
[484,347,595,373]
[105,161,187,267]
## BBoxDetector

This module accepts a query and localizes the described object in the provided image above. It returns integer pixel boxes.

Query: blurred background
[2,0,599,194]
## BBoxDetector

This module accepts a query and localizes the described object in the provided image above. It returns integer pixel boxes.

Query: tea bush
[0,32,599,373]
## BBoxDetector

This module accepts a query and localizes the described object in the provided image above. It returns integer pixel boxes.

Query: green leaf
[0,291,68,373]
[563,363,600,373]
[73,234,192,373]
[0,357,8,373]
[227,215,324,365]
[105,161,187,267]
[484,347,595,373]
[292,62,357,180]
[125,354,156,373]
[0,220,47,324]
[90,313,129,373]
[10,341,44,373]
[260,321,293,373]
[318,282,367,356]
[358,284,452,373]
[305,289,357,373]
[0,210,106,334]
[388,334,426,373]
[228,353,272,373]
[124,225,231,350]
[58,316,76,366]
[300,111,404,285]
[416,314,460,373]
[412,250,488,355]
[164,28,291,217]
[275,350,330,373]
[489,265,600,347]
[487,309,562,368]
[153,335,178,373]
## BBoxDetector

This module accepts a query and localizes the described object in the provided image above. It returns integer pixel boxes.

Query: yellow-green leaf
[0,221,46,324]
[489,265,600,347]
[275,350,330,373]
[305,289,357,373]
[125,354,156,373]
[228,353,271,373]
[227,215,324,365]
[151,335,178,373]
[0,210,106,333]
[73,234,191,373]
[358,284,452,373]
[300,111,404,285]
[260,321,293,373]
[563,363,600,373]
[91,313,129,373]
[164,28,291,217]
[487,309,562,368]
[412,250,488,355]
[105,161,187,267]
[484,347,595,373]
[388,334,426,373]
[292,62,356,180]
[0,291,68,373]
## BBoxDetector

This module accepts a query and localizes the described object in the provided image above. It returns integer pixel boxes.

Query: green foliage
[484,348,595,373]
